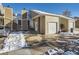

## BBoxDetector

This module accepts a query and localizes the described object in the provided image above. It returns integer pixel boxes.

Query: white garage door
[48,23,57,34]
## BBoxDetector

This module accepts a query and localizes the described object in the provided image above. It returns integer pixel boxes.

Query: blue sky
[2,3,79,17]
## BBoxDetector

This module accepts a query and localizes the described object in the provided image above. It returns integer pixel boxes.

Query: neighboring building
[13,8,28,31]
[13,13,18,31]
[0,4,13,35]
[74,17,79,33]
[29,10,75,35]
[21,8,28,30]
[0,4,76,35]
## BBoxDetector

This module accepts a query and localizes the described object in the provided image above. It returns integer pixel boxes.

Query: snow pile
[0,32,27,53]
[45,39,79,55]
[68,39,79,45]
[46,48,64,55]
[64,51,76,55]
[45,48,77,55]
[60,32,74,36]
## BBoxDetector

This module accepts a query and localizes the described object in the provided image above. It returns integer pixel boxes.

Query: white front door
[48,23,57,34]
[35,22,38,31]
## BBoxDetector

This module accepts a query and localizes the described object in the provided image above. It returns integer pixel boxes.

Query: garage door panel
[48,22,57,34]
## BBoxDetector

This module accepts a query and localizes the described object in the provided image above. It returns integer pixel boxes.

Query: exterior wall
[29,11,40,29]
[21,9,28,30]
[29,20,34,28]
[75,20,79,28]
[0,5,4,14]
[13,20,18,31]
[68,20,75,32]
[0,18,4,26]
[33,18,39,32]
[33,16,45,34]
[45,15,59,34]
[0,5,4,27]
[17,20,21,30]
[22,19,28,30]
[4,7,13,30]
[59,17,68,32]
[0,5,13,35]
[39,16,45,34]
[74,20,79,33]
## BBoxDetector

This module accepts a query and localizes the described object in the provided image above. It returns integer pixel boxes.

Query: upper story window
[0,10,4,16]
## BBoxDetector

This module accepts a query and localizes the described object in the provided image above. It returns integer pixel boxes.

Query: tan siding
[4,7,13,29]
[59,17,68,31]
[39,16,45,34]
[33,16,45,34]
[75,20,79,28]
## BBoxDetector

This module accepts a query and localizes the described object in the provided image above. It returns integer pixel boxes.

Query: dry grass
[0,37,5,49]
[30,46,51,55]
[25,33,61,43]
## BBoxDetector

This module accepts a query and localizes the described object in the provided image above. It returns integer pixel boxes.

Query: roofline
[31,10,74,20]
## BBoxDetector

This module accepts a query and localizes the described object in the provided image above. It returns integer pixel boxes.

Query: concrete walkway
[1,48,31,55]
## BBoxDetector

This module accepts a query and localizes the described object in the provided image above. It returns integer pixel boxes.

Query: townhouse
[0,4,13,35]
[0,4,77,35]
[13,8,28,31]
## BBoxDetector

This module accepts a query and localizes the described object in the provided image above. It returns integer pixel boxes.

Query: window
[18,20,21,25]
[0,19,4,25]
[0,26,4,29]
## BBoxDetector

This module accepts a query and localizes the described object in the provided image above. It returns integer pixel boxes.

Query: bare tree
[62,9,71,17]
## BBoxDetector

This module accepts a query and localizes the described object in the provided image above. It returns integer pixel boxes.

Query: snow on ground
[45,48,77,55]
[0,31,27,53]
[0,31,79,55]
[64,51,76,55]
[45,37,79,55]
[46,47,64,55]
